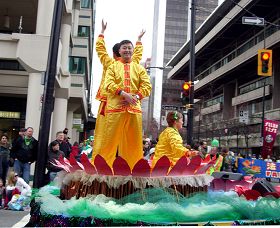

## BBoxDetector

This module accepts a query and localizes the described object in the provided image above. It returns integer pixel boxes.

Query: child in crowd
[4,171,31,209]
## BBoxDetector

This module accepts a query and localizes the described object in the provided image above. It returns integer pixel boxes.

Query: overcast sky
[91,0,155,116]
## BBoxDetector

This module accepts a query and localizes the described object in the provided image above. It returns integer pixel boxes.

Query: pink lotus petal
[195,157,217,174]
[94,155,113,175]
[59,155,70,167]
[113,156,131,176]
[168,156,190,176]
[151,156,170,177]
[52,159,70,172]
[132,159,150,177]
[184,155,202,175]
[63,157,71,166]
[235,185,249,196]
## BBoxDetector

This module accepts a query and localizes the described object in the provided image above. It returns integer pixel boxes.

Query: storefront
[0,97,26,142]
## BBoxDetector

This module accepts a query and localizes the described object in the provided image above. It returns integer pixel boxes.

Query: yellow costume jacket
[95,34,143,102]
[152,127,189,167]
[104,59,152,114]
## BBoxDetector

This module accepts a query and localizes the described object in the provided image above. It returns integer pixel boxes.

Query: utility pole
[33,0,63,188]
[187,0,196,145]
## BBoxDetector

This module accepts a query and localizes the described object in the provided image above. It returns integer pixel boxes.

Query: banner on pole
[262,119,279,158]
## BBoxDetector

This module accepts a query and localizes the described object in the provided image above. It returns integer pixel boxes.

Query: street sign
[162,105,185,111]
[242,16,264,26]
[239,110,249,124]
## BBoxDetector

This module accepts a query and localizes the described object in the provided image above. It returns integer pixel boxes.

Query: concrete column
[51,97,68,140]
[61,15,72,72]
[25,73,44,139]
[66,110,74,143]
[66,103,80,143]
[66,0,73,10]
[72,1,80,36]
[67,117,82,144]
[223,82,235,120]
[36,0,55,35]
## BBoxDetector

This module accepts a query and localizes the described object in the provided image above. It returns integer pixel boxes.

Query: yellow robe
[152,127,189,167]
[101,59,152,169]
[92,35,143,163]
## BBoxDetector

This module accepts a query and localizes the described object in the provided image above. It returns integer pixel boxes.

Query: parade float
[27,154,280,226]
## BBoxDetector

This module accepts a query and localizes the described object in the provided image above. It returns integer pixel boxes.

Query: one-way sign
[242,16,264,26]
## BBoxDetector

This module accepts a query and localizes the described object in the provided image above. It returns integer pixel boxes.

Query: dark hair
[20,128,26,132]
[1,134,8,140]
[166,111,183,127]
[25,127,33,131]
[119,39,133,47]
[63,128,68,134]
[113,43,121,57]
[50,140,59,147]
[73,141,79,146]
[221,147,228,153]
[193,144,199,150]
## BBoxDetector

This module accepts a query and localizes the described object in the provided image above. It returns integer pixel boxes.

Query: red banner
[262,119,279,158]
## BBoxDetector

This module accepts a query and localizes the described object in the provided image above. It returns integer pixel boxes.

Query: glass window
[0,60,25,71]
[69,57,86,74]
[78,26,89,37]
[81,0,90,8]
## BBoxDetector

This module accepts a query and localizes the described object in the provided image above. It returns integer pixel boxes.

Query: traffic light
[181,81,191,105]
[258,49,272,76]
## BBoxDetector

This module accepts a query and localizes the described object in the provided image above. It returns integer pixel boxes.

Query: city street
[0,210,29,227]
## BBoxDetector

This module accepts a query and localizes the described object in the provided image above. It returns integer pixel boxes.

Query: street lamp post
[187,0,196,146]
[33,0,63,188]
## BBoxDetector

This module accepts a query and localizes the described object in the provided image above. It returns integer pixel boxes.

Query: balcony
[201,103,222,115]
[232,85,271,106]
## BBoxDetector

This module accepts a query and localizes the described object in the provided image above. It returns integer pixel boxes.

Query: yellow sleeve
[104,64,119,95]
[136,65,152,99]
[95,34,113,68]
[132,42,143,64]
[168,130,188,158]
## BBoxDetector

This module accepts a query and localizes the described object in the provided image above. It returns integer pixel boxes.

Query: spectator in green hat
[211,139,219,147]
[205,139,223,175]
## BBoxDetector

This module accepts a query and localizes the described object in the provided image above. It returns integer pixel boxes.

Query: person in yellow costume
[102,40,152,169]
[92,20,145,163]
[151,111,198,168]
[205,139,223,175]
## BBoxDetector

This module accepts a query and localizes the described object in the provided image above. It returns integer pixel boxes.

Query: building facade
[167,0,280,157]
[148,0,218,140]
[0,0,94,143]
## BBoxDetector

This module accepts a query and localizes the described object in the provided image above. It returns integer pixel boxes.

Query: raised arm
[132,29,145,63]
[95,20,113,67]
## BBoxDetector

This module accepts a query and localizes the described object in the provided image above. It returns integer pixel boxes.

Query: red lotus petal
[80,153,97,175]
[263,192,280,198]
[132,159,150,177]
[94,154,113,175]
[151,156,170,177]
[113,156,131,176]
[69,154,83,170]
[242,189,261,200]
